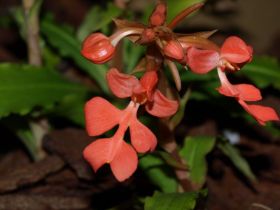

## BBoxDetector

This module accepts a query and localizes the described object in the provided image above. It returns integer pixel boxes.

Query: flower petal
[186,47,219,74]
[107,68,139,98]
[239,100,279,125]
[221,36,252,64]
[217,84,238,97]
[130,117,157,153]
[145,90,179,117]
[218,83,262,101]
[110,141,138,181]
[85,97,121,136]
[140,71,158,92]
[83,138,113,172]
[235,84,262,101]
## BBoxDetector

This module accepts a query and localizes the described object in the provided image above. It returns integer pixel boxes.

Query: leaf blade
[218,139,256,182]
[180,136,215,185]
[0,63,87,117]
[144,191,205,210]
[41,19,109,93]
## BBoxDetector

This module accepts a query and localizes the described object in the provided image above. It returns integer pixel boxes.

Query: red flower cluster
[81,2,279,181]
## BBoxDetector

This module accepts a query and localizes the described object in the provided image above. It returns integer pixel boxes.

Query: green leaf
[0,63,87,118]
[77,3,122,41]
[166,0,205,22]
[241,56,280,89]
[51,94,87,126]
[42,45,61,70]
[41,19,109,93]
[144,191,206,210]
[218,139,256,181]
[139,154,178,193]
[180,136,215,185]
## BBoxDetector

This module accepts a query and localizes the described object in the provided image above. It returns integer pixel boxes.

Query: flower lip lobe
[81,33,115,64]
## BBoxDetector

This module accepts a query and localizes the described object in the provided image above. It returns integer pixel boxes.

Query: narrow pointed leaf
[41,19,109,93]
[77,3,122,41]
[218,139,256,181]
[240,56,280,89]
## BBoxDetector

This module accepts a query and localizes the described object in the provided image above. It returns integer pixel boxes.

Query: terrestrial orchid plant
[80,2,279,182]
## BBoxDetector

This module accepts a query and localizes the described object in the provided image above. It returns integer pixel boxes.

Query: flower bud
[163,40,184,61]
[149,2,166,26]
[81,33,115,64]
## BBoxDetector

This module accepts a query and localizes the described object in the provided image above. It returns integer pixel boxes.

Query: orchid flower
[186,36,279,124]
[83,69,178,181]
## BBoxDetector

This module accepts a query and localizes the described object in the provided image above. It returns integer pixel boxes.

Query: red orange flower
[83,69,178,181]
[186,36,253,74]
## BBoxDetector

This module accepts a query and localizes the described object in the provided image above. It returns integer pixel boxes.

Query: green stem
[22,0,42,66]
[22,0,47,161]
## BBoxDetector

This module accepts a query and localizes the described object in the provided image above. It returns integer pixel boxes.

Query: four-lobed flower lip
[217,68,279,125]
[84,97,158,181]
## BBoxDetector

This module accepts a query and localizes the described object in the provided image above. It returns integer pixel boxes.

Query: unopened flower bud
[81,33,115,64]
[163,40,184,61]
[149,2,167,26]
